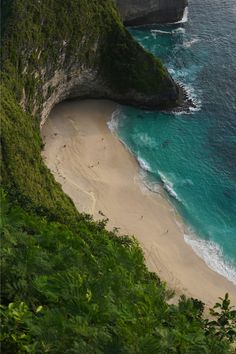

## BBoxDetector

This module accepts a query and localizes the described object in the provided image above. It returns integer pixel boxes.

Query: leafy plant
[206,293,236,343]
[0,302,36,353]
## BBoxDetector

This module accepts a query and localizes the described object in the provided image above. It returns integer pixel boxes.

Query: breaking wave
[137,156,152,172]
[173,81,202,115]
[107,109,120,133]
[158,171,182,202]
[174,6,189,24]
[184,233,236,285]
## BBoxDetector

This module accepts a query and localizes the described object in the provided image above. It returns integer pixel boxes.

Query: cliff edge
[1,0,182,128]
[1,0,182,217]
[115,0,188,26]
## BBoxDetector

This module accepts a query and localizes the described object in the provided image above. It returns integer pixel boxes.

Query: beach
[41,99,236,308]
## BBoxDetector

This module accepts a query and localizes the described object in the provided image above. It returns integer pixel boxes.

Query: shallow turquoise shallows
[112,0,236,284]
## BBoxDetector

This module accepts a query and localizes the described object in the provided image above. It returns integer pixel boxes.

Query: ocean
[110,0,236,284]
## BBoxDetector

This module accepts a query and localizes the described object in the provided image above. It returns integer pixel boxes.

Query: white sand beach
[41,99,236,308]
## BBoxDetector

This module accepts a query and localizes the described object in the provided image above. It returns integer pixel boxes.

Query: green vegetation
[100,19,172,95]
[1,0,235,352]
[1,192,236,353]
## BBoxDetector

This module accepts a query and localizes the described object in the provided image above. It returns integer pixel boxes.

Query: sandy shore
[41,99,236,307]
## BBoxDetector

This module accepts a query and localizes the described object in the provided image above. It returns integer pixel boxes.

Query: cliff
[1,0,182,214]
[1,0,181,128]
[115,0,188,26]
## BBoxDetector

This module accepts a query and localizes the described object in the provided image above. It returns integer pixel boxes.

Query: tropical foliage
[1,191,236,353]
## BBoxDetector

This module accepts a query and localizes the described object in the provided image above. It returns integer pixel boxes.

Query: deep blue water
[112,0,236,284]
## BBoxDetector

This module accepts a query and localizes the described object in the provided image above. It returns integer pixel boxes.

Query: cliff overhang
[1,0,187,214]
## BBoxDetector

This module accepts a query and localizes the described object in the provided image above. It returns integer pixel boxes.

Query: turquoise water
[112,0,236,284]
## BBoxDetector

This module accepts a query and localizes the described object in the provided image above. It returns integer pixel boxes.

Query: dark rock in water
[162,140,170,148]
[169,84,197,114]
[115,0,188,26]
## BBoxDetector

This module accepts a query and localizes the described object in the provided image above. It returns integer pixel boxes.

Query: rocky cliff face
[115,0,188,26]
[1,0,183,214]
[1,0,182,127]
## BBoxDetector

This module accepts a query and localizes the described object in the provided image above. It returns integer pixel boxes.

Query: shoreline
[109,114,236,288]
[41,99,236,307]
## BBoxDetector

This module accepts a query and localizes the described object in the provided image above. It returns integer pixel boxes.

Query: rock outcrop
[1,0,183,128]
[1,0,184,214]
[115,0,188,26]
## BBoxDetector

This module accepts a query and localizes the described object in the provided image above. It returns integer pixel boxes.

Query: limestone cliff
[1,0,182,128]
[115,0,188,26]
[1,0,182,216]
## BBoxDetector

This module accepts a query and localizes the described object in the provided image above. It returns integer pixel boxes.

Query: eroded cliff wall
[1,0,181,129]
[1,0,182,216]
[115,0,188,25]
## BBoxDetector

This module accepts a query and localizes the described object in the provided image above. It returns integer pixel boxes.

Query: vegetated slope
[0,0,235,353]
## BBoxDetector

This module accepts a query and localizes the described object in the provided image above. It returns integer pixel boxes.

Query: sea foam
[158,171,182,202]
[174,6,189,24]
[173,81,202,115]
[151,28,185,37]
[172,27,186,34]
[137,156,152,172]
[107,109,120,133]
[138,169,162,194]
[134,132,157,149]
[151,29,172,38]
[183,37,200,48]
[184,233,236,285]
[167,66,202,115]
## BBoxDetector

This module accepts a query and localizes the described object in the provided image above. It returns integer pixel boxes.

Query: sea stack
[115,0,188,26]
